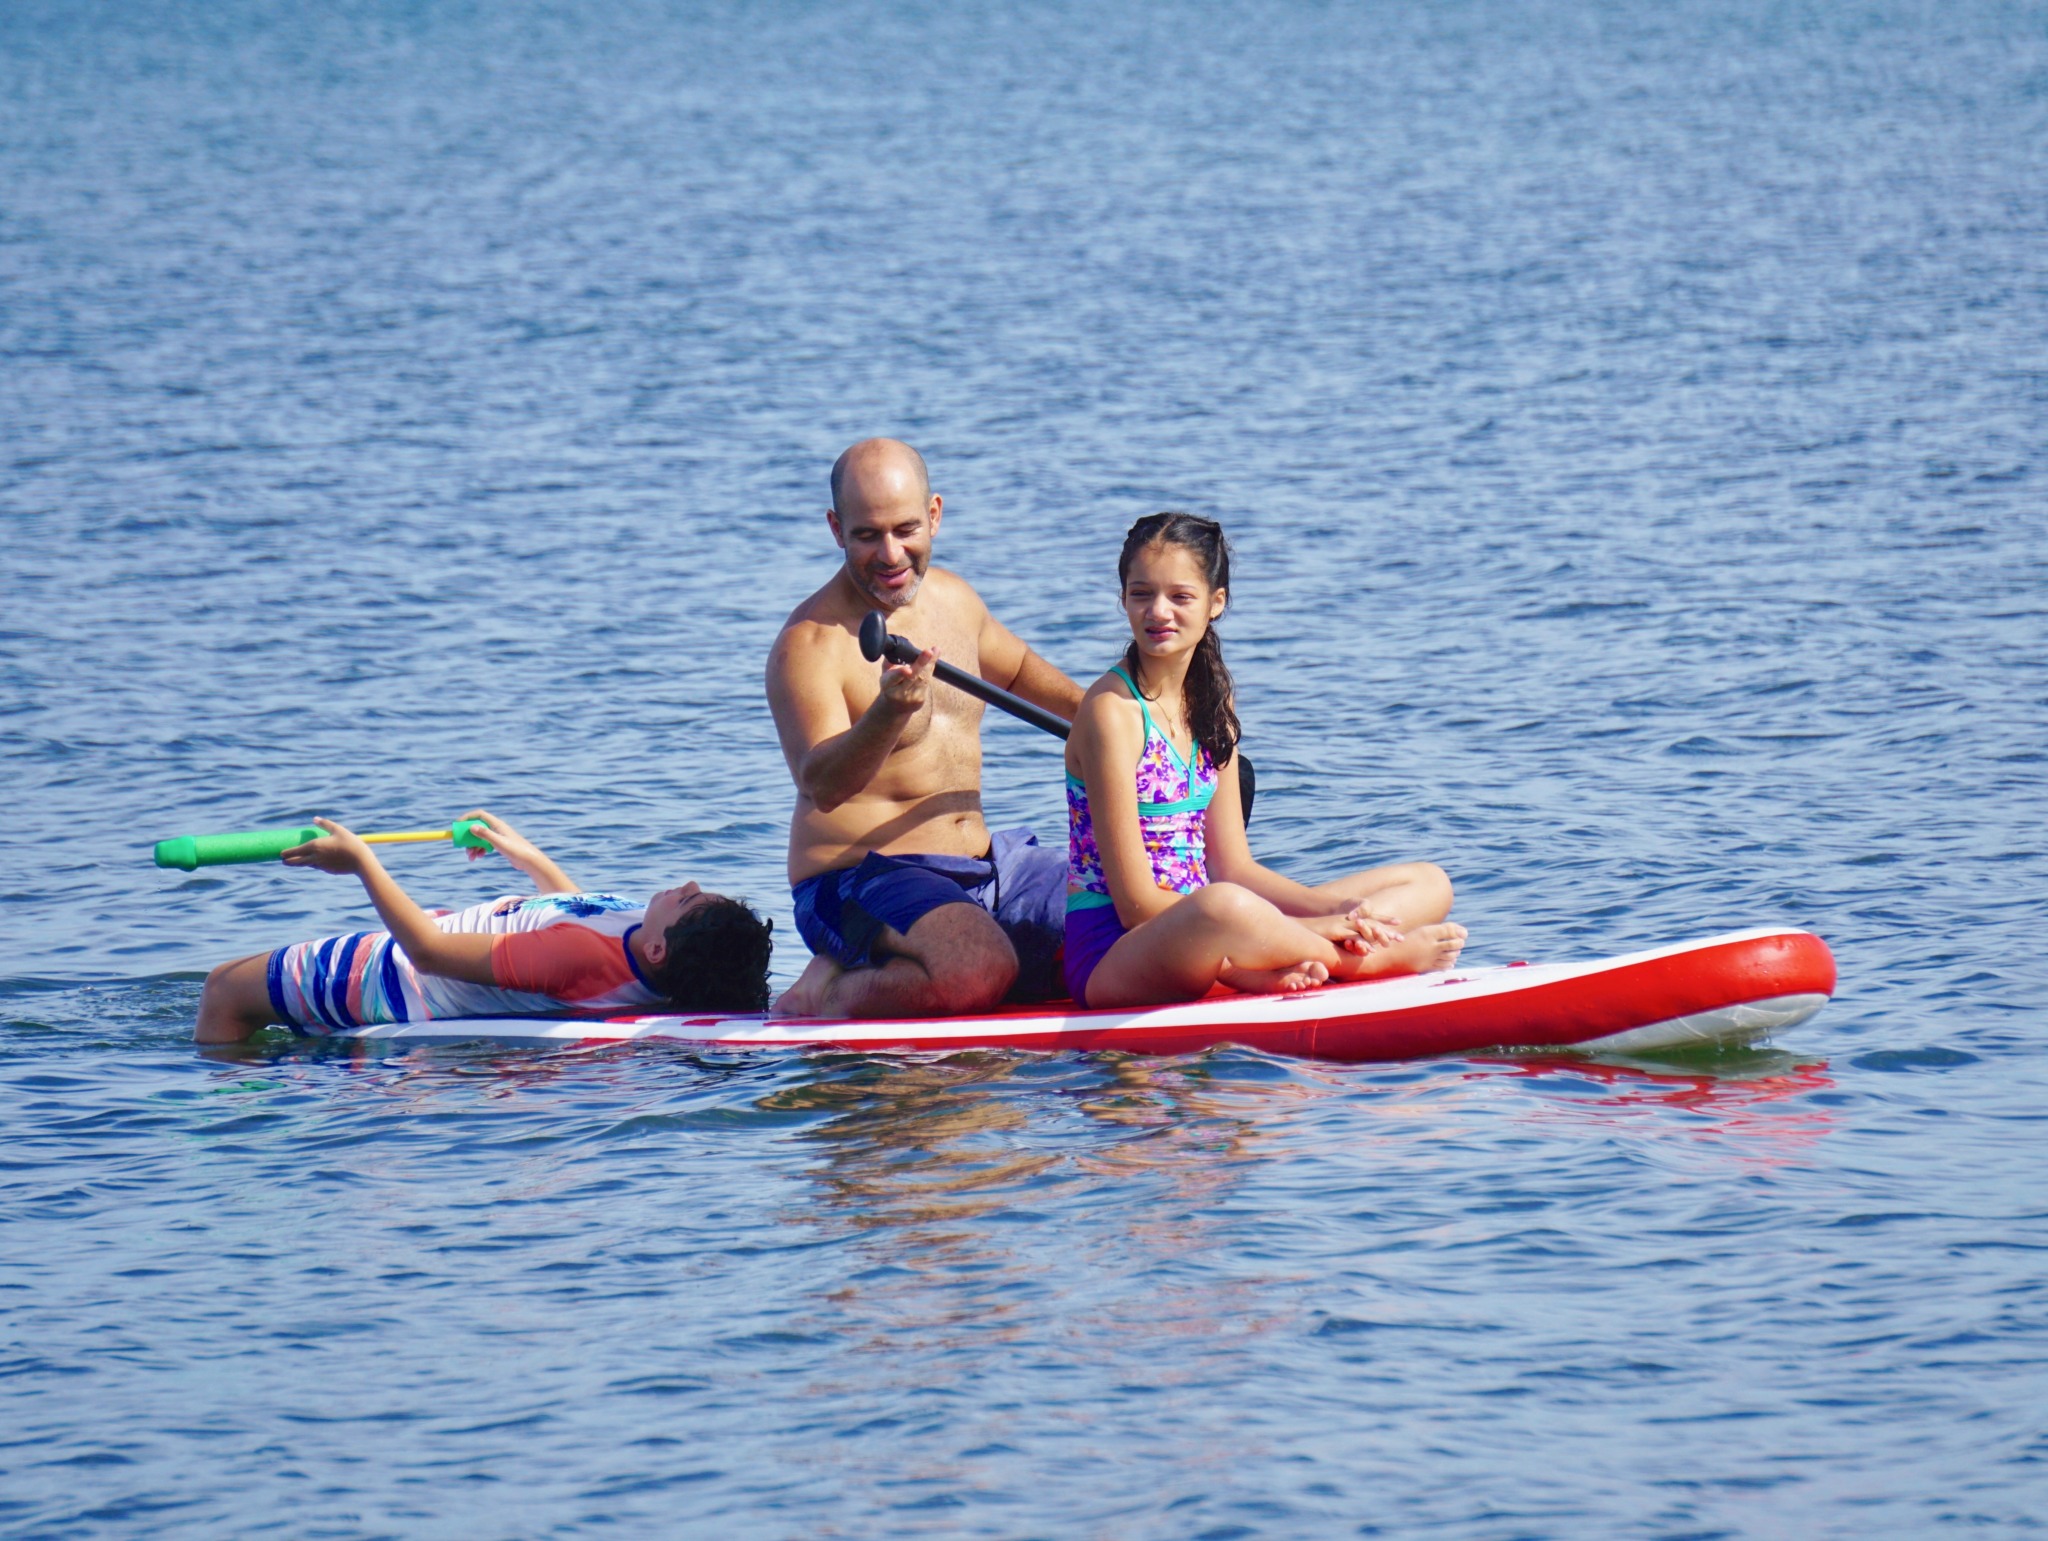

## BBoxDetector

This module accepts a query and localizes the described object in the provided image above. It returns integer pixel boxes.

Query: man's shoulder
[778,573,854,632]
[923,564,979,602]
[768,593,859,696]
[920,565,989,621]
[773,579,859,650]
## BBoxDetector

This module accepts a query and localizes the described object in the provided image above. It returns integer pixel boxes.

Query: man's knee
[901,904,1017,1012]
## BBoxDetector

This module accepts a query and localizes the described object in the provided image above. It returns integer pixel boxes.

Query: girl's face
[1122,541,1226,665]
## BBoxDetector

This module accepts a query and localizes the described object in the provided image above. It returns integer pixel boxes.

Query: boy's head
[639,884,775,1013]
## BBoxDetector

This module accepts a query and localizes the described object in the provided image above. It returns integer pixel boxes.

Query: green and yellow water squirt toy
[153,820,491,871]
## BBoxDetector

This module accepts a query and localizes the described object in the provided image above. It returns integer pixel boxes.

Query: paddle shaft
[859,611,1072,738]
[856,611,1255,822]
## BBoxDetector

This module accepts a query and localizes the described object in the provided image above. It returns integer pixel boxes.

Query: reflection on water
[2,983,2032,1535]
[775,1051,1286,1257]
[770,1051,1284,1370]
[6,0,2044,1522]
[1484,1050,1839,1166]
[763,1043,1842,1324]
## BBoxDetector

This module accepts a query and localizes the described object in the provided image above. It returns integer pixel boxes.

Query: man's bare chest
[844,611,983,747]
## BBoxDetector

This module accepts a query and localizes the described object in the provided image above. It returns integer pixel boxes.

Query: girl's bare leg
[1322,923,1467,981]
[1083,884,1342,1008]
[1085,885,1469,1008]
[1310,861,1454,929]
[194,953,279,1043]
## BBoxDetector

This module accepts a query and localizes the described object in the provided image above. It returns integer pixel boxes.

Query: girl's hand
[1306,904,1405,955]
[280,817,372,875]
[458,809,539,866]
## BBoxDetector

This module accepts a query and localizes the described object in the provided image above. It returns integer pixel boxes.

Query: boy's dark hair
[647,898,774,1013]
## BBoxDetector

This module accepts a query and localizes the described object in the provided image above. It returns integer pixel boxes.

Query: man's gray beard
[856,566,923,612]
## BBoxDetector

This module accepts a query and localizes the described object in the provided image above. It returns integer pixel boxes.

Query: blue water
[5,0,2046,1533]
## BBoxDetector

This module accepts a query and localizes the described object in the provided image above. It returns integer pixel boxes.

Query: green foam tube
[451,819,489,851]
[153,826,324,871]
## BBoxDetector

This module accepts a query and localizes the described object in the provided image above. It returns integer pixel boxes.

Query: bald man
[766,439,1084,1018]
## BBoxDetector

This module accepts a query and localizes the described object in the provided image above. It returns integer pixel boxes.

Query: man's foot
[1327,923,1467,981]
[1220,959,1331,996]
[772,954,841,1017]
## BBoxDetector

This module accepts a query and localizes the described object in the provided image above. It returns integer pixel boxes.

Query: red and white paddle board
[337,926,1835,1063]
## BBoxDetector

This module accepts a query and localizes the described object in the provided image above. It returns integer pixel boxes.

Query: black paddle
[857,611,1256,824]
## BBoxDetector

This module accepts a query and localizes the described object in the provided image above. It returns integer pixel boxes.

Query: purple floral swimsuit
[1064,665,1219,1003]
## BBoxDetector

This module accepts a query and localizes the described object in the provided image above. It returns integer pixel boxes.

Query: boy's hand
[1306,904,1404,955]
[280,817,372,875]
[457,808,578,894]
[458,809,542,866]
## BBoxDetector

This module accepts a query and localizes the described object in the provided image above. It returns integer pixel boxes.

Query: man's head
[827,438,939,612]
[639,884,775,1013]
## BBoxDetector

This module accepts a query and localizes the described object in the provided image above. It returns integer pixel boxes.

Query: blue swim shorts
[791,828,1067,1003]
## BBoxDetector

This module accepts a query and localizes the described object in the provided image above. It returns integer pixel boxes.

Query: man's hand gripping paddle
[857,611,1255,823]
[859,611,1073,738]
[152,821,492,871]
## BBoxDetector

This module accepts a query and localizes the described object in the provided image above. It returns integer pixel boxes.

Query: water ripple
[4,0,2047,1533]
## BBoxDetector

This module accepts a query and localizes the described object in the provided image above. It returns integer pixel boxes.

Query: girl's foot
[1220,959,1331,996]
[1327,923,1468,981]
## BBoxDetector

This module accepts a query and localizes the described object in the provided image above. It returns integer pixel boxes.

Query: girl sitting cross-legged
[1062,513,1467,1009]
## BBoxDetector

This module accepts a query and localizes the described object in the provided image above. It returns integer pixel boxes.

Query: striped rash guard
[267,893,664,1033]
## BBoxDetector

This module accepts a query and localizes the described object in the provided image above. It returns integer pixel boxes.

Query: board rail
[333,927,1837,1065]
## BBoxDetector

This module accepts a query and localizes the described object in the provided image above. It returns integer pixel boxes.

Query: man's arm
[977,610,1084,721]
[282,819,500,984]
[767,623,938,813]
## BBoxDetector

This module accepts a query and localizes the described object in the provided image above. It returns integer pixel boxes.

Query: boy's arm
[282,819,500,985]
[459,809,578,894]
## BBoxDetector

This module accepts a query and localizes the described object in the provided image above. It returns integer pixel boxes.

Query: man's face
[829,491,940,612]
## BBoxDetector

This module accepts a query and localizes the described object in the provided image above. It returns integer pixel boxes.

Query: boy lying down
[195,811,774,1043]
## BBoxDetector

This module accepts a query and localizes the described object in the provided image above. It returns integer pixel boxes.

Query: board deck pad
[333,927,1837,1064]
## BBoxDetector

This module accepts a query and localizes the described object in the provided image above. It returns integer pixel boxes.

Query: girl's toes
[1278,962,1330,992]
